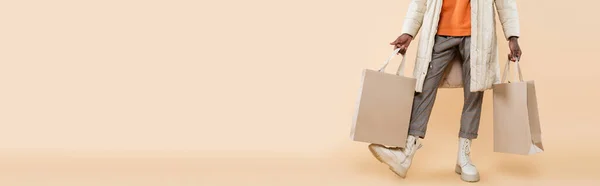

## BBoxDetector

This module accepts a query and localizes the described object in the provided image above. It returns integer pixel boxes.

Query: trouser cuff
[408,130,426,139]
[459,131,478,139]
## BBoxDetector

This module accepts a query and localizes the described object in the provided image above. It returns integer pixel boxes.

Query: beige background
[0,0,598,185]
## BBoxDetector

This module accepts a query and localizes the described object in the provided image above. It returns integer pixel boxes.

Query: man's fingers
[513,50,521,61]
[511,51,515,61]
[398,45,407,55]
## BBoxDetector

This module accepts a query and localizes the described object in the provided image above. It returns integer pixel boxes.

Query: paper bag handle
[379,48,407,76]
[501,58,524,83]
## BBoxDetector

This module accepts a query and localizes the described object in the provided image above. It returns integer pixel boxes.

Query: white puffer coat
[401,0,520,92]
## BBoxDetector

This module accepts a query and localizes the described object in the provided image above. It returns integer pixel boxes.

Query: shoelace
[460,140,472,165]
[403,138,416,154]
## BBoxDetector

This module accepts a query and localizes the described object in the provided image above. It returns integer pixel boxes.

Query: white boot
[455,137,480,182]
[368,135,422,178]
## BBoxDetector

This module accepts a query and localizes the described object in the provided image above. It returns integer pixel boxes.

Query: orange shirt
[437,0,471,36]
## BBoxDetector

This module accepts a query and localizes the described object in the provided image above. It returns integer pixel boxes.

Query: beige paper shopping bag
[493,59,544,155]
[351,48,416,148]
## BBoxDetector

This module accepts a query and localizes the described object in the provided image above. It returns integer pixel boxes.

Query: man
[367,0,522,182]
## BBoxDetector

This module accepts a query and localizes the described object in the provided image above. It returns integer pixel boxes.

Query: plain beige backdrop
[1,0,599,185]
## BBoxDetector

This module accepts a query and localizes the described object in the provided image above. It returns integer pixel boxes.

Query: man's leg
[408,36,461,138]
[457,37,484,139]
[368,36,461,178]
[455,36,483,182]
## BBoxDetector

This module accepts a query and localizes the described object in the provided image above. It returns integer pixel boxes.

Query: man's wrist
[508,36,519,41]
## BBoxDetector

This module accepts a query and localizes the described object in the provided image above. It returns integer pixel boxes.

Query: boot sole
[368,145,408,178]
[455,164,480,182]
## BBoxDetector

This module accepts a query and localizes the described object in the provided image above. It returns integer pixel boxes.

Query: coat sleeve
[401,0,427,37]
[495,0,520,40]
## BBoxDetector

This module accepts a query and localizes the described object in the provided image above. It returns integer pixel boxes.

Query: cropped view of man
[368,0,522,182]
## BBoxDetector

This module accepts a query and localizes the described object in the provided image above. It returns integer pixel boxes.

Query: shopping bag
[492,59,544,155]
[351,48,416,148]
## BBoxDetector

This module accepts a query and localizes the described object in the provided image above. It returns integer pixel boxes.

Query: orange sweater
[437,0,471,36]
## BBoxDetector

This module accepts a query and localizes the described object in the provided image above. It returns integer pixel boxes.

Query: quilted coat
[401,0,520,92]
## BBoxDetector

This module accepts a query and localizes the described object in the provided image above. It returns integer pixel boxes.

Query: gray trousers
[408,36,484,139]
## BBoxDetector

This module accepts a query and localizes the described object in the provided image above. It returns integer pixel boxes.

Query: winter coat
[401,0,520,92]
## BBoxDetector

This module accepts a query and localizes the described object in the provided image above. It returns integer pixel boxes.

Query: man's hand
[508,37,522,62]
[390,34,413,55]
